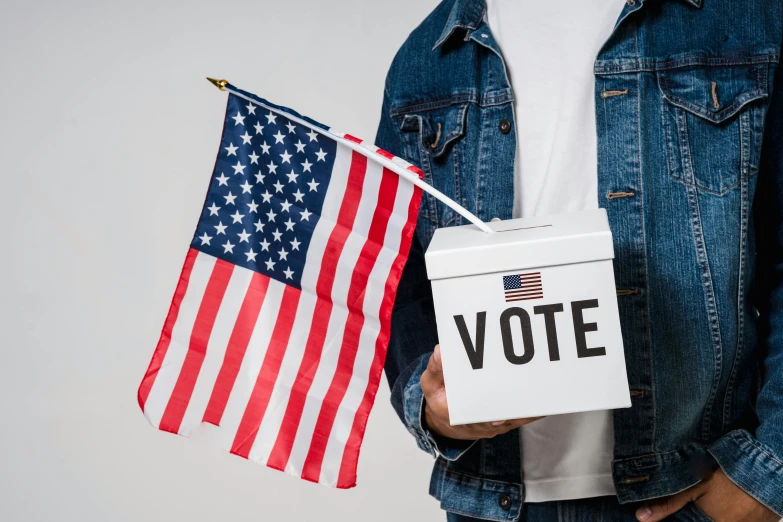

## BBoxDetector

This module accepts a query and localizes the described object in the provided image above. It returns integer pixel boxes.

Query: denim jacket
[376,0,783,519]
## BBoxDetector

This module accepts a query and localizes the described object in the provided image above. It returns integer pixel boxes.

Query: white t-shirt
[484,0,625,503]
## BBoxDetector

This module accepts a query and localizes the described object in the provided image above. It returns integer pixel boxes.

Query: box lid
[425,209,614,280]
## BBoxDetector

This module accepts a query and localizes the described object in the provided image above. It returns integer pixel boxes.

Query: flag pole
[205,77,495,234]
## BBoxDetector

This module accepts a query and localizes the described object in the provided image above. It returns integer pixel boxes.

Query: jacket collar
[433,0,485,50]
[433,0,703,50]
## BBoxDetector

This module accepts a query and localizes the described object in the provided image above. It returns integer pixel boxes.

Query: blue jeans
[445,496,714,522]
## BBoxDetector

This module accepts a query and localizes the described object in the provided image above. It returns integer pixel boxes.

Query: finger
[421,347,445,397]
[636,486,704,522]
[427,345,443,374]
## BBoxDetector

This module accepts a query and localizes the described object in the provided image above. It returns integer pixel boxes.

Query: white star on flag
[216,173,230,186]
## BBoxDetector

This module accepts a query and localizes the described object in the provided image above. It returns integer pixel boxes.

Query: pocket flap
[658,64,768,124]
[399,102,469,157]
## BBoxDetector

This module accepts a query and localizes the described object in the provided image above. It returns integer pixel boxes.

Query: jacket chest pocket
[395,102,469,238]
[658,64,769,195]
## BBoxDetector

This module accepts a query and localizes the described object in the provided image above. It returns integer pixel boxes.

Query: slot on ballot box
[425,209,631,426]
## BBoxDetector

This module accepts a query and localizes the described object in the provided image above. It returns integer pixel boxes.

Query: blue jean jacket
[375,0,783,519]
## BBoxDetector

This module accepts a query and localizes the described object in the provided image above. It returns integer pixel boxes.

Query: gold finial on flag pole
[206,77,228,91]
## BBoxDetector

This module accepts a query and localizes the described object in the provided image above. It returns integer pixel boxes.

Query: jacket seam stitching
[594,53,779,74]
[722,117,752,430]
[441,467,523,488]
[677,106,724,441]
[390,94,514,118]
[739,435,783,469]
[633,23,658,456]
[390,96,476,117]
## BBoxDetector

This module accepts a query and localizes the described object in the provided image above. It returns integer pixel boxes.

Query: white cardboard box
[425,209,631,425]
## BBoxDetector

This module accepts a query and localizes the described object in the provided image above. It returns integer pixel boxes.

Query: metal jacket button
[499,119,512,134]
[498,494,512,510]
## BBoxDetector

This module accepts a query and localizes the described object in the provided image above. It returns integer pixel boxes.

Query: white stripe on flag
[177,265,254,435]
[318,171,415,485]
[248,141,354,464]
[212,278,287,452]
[143,252,217,428]
[283,156,384,476]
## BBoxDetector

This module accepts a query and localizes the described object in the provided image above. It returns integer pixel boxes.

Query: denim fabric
[444,496,714,522]
[377,0,783,520]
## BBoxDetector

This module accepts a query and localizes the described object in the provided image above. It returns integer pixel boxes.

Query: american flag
[138,85,422,488]
[503,272,544,302]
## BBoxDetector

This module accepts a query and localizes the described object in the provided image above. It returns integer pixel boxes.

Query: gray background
[0,1,444,520]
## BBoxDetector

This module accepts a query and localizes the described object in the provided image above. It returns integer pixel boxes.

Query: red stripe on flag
[337,184,422,488]
[375,148,394,160]
[158,258,234,434]
[506,295,544,302]
[506,287,543,295]
[342,133,362,144]
[138,248,199,410]
[300,167,399,482]
[231,284,301,458]
[265,150,368,472]
[407,165,425,180]
[202,273,271,426]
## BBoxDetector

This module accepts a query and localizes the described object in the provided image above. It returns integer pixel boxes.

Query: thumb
[426,345,444,378]
[636,486,703,522]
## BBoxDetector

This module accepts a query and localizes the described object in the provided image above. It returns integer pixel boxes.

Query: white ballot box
[425,209,631,425]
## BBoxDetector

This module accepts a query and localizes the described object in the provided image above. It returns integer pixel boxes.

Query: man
[376,0,783,520]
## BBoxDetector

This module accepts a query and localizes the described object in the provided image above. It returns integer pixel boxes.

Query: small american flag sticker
[503,272,543,302]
